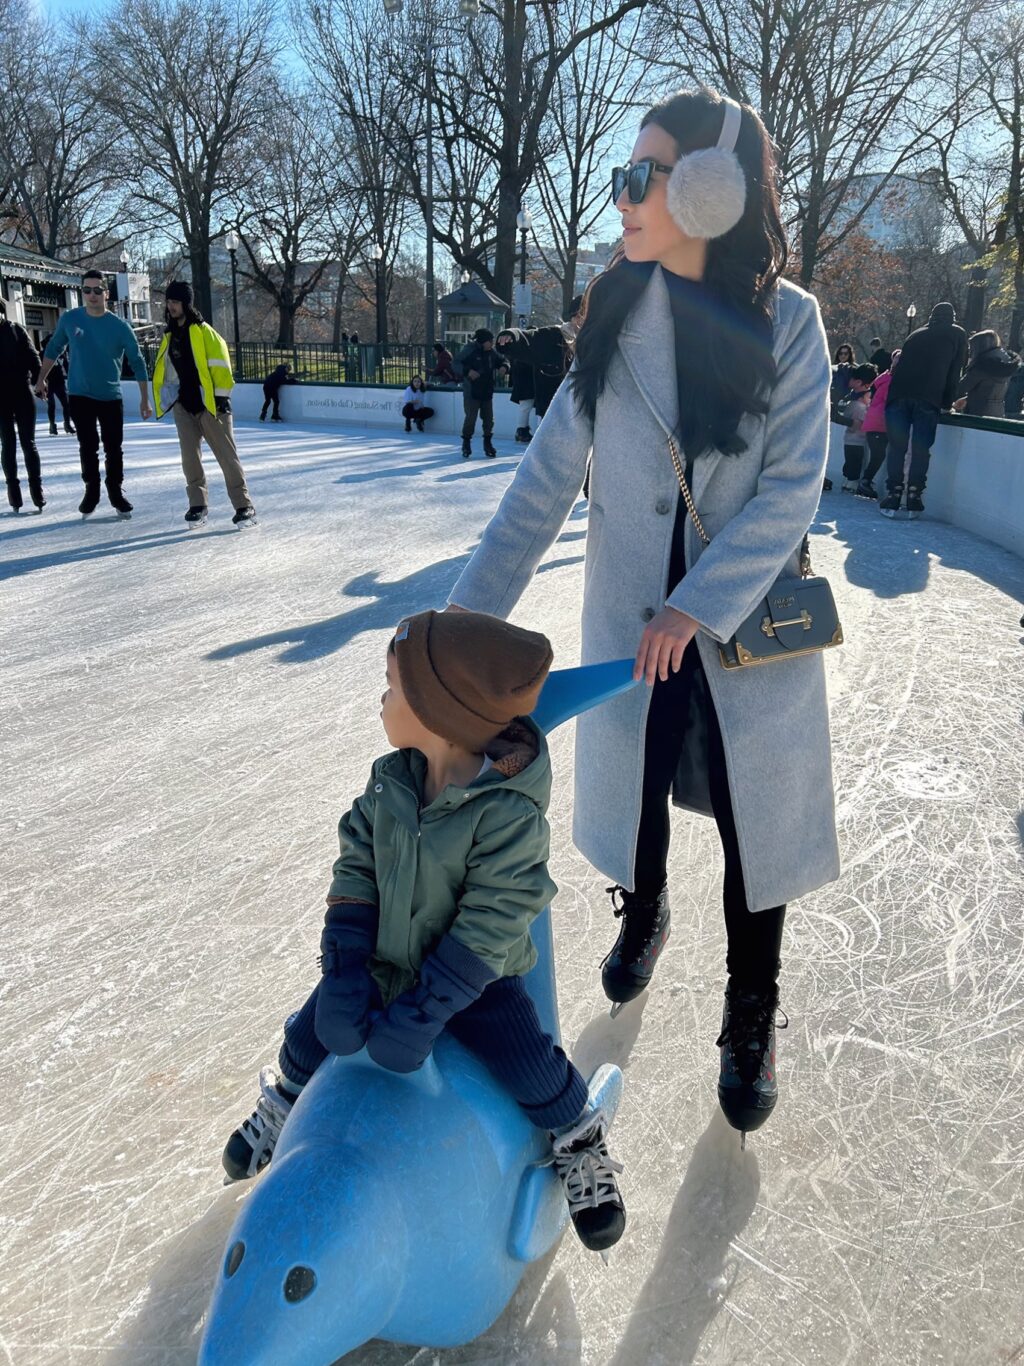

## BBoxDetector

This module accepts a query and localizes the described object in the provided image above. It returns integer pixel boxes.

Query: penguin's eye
[284,1265,317,1303]
[225,1241,245,1277]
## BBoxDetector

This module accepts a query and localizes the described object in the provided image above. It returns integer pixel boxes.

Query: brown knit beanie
[393,609,553,749]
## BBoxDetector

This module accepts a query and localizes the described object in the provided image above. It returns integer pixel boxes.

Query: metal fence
[139,339,510,389]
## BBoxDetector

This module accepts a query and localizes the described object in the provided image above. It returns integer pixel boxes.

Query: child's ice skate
[544,1108,626,1254]
[222,1065,297,1181]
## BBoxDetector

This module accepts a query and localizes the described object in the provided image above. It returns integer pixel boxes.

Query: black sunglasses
[611,159,675,206]
[82,285,105,295]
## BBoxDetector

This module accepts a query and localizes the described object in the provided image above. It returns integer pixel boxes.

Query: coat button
[655,498,672,515]
[641,607,656,622]
[374,783,383,793]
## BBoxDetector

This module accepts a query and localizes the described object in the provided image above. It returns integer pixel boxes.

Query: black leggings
[634,650,785,989]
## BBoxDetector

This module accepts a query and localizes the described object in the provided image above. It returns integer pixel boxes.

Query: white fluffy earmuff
[665,98,747,241]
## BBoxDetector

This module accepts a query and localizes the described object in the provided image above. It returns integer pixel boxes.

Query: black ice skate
[30,484,46,513]
[514,426,532,443]
[854,480,877,500]
[906,486,925,518]
[79,486,100,517]
[404,418,412,432]
[49,422,59,436]
[484,438,497,458]
[879,485,904,519]
[716,981,787,1144]
[108,488,133,519]
[222,1065,296,1181]
[461,439,472,459]
[232,505,257,528]
[184,505,208,527]
[543,1109,625,1254]
[601,883,671,1010]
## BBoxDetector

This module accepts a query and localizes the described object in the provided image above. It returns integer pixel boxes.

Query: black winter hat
[929,302,955,326]
[473,328,494,343]
[165,280,194,307]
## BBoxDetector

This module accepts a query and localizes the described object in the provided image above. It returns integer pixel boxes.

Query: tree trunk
[190,245,213,323]
[276,302,295,348]
[332,266,349,348]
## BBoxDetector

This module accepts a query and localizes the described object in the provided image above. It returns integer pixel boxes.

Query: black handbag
[668,437,844,670]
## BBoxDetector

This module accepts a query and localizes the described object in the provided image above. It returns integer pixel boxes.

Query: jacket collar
[614,265,783,504]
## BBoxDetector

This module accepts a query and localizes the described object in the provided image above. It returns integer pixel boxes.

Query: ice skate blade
[600,1249,613,1267]
[881,507,914,520]
[609,1001,627,1020]
[740,1131,747,1151]
[233,518,257,530]
[115,510,132,520]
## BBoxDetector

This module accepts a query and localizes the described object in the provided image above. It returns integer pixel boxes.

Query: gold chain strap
[666,436,814,579]
[667,436,711,547]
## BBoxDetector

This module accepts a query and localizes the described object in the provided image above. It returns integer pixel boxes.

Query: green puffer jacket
[327,717,556,1006]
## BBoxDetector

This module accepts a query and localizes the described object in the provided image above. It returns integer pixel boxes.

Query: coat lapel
[616,265,724,503]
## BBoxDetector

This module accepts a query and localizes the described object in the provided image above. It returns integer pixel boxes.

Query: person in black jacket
[953,330,1020,417]
[456,328,509,458]
[260,363,297,422]
[495,308,577,444]
[880,301,967,518]
[868,337,892,373]
[0,300,45,512]
[40,331,75,436]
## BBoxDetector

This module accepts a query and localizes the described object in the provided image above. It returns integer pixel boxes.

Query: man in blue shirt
[36,269,151,517]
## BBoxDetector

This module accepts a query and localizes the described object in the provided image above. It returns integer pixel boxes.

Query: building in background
[0,244,81,349]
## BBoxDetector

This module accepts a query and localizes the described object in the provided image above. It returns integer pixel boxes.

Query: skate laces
[238,1066,294,1174]
[604,884,666,956]
[716,992,788,1076]
[541,1111,623,1214]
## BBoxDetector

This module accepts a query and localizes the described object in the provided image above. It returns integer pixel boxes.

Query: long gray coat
[449,267,840,912]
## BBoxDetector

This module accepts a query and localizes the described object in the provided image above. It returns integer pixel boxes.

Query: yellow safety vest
[153,321,235,419]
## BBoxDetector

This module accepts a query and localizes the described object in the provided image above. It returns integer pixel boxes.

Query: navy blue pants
[279,973,588,1131]
[885,397,939,492]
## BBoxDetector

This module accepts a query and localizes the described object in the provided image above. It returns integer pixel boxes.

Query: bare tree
[646,0,982,286]
[532,0,647,315]
[93,0,278,318]
[0,4,123,260]
[231,83,343,346]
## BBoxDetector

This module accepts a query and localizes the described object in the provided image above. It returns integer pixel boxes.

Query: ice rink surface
[2,417,1023,1366]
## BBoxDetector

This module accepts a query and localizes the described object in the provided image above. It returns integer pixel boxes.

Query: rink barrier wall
[828,417,1023,559]
[119,379,1023,559]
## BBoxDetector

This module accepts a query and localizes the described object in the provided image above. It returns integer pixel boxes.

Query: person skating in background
[152,281,256,528]
[400,375,435,432]
[0,299,46,513]
[952,330,1021,418]
[457,329,509,459]
[221,610,627,1255]
[495,296,581,445]
[837,363,877,490]
[830,342,856,415]
[36,270,151,519]
[880,301,967,519]
[429,341,458,386]
[40,331,75,436]
[857,349,900,499]
[260,363,296,422]
[867,337,892,373]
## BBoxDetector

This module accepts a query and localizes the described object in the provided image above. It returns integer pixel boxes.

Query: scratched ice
[1,418,1022,1365]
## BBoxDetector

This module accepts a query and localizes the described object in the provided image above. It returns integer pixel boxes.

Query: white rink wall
[827,418,1024,558]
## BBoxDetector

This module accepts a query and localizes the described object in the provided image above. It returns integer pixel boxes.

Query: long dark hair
[164,305,204,330]
[571,88,788,458]
[833,343,855,364]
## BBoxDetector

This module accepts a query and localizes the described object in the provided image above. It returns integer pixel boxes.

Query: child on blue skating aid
[223,608,626,1253]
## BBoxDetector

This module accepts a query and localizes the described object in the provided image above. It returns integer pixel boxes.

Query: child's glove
[367,934,498,1073]
[314,902,381,1056]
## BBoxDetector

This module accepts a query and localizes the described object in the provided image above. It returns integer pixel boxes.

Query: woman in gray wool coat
[448,89,840,1137]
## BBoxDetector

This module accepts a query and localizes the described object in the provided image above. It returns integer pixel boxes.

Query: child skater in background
[222,609,626,1253]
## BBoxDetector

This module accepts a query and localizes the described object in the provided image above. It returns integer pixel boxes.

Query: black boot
[546,1109,625,1253]
[64,420,75,436]
[107,487,133,518]
[49,422,59,436]
[461,439,472,459]
[716,981,787,1135]
[30,483,46,511]
[404,418,412,432]
[6,480,22,512]
[600,883,671,1004]
[484,437,497,458]
[906,485,925,518]
[79,484,100,517]
[514,426,532,443]
[879,484,903,518]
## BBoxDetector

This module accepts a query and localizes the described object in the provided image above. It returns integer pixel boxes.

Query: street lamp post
[515,206,532,326]
[372,243,387,378]
[225,231,243,379]
[905,302,917,338]
[119,252,130,322]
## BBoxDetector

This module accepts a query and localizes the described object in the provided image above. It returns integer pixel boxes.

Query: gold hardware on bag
[760,610,813,637]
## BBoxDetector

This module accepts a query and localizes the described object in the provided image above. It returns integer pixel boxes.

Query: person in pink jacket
[857,348,900,499]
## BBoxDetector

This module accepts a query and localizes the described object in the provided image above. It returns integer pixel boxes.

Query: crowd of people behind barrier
[829,304,1022,518]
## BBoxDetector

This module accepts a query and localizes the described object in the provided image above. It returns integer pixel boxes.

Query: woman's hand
[635,606,699,685]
